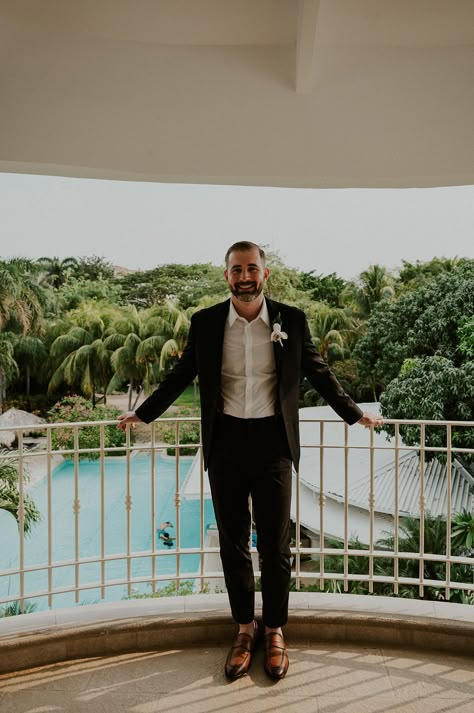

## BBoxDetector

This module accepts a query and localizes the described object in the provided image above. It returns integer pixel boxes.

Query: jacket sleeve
[135,317,198,424]
[300,314,363,425]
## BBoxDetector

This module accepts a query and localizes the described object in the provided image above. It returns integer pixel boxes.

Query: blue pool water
[0,455,216,610]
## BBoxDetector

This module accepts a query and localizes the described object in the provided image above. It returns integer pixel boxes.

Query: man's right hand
[117,411,142,432]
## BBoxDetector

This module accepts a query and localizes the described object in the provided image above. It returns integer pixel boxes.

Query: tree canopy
[116,263,228,309]
[354,260,474,387]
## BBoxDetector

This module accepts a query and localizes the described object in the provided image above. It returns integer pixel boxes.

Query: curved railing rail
[0,416,473,611]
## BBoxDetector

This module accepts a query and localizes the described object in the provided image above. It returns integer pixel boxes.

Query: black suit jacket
[135,297,363,470]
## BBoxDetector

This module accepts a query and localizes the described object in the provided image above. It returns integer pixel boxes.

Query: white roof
[350,451,474,517]
[298,403,474,520]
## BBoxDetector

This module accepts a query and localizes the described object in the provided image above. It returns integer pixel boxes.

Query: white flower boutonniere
[271,321,288,348]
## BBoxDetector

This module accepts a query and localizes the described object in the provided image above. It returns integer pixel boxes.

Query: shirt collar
[228,298,271,327]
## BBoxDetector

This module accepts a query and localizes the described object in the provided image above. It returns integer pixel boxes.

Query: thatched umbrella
[0,430,15,447]
[0,409,46,445]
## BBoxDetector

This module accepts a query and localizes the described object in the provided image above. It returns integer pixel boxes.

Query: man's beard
[230,281,264,303]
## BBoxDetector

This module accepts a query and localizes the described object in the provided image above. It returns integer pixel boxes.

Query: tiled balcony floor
[1,640,474,713]
[1,594,474,712]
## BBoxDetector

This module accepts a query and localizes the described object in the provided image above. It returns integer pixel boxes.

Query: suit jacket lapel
[266,297,283,380]
[205,299,230,399]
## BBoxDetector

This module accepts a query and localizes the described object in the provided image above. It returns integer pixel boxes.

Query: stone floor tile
[0,656,95,692]
[84,647,226,695]
[381,647,474,700]
[0,691,114,713]
[1,641,473,713]
[315,696,432,713]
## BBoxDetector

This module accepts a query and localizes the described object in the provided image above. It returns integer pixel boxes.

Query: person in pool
[159,531,176,548]
[157,521,173,536]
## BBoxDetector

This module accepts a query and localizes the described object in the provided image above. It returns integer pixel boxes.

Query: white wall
[1,0,473,188]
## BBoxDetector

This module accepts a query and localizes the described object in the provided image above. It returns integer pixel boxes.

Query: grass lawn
[173,383,200,409]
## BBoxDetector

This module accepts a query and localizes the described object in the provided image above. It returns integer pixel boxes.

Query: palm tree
[0,334,19,414]
[36,256,78,288]
[0,600,38,616]
[107,332,162,410]
[48,302,118,405]
[376,514,448,599]
[13,335,48,397]
[50,336,114,406]
[451,510,474,554]
[0,451,41,535]
[155,301,191,373]
[343,264,395,319]
[0,258,44,335]
[105,302,192,409]
[106,305,167,409]
[307,304,356,364]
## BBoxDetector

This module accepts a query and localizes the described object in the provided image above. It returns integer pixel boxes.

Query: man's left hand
[358,412,384,428]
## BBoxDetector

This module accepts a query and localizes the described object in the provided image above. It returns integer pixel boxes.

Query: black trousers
[207,413,293,628]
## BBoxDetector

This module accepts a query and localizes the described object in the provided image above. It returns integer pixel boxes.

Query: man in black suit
[118,241,382,680]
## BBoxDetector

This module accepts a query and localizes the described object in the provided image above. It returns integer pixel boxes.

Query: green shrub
[0,600,38,616]
[156,406,200,456]
[48,395,126,459]
[126,580,209,598]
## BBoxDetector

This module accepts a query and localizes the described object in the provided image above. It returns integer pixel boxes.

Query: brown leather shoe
[264,632,289,680]
[224,622,259,680]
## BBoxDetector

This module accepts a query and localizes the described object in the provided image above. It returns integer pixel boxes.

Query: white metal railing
[0,416,473,612]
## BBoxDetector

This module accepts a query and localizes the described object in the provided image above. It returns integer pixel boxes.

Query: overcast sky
[0,173,472,280]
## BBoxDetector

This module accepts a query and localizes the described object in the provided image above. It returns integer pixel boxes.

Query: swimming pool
[0,454,216,610]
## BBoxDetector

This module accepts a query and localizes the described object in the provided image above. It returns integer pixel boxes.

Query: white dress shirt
[221,300,277,419]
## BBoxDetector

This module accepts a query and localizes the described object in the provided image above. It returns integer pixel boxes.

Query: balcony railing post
[368,425,375,594]
[419,424,426,599]
[294,466,300,591]
[199,421,205,592]
[393,423,400,596]
[343,422,349,592]
[125,424,132,597]
[47,428,53,608]
[150,422,157,594]
[73,426,80,604]
[174,420,181,593]
[17,430,25,614]
[100,423,106,601]
[445,424,452,601]
[319,421,325,590]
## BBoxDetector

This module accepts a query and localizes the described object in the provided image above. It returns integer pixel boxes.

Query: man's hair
[224,241,266,267]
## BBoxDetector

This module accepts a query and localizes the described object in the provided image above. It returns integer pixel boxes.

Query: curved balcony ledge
[1,593,473,676]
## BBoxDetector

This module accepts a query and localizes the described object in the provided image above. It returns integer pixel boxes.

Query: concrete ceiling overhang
[0,0,473,188]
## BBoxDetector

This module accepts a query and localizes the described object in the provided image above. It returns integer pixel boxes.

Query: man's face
[224,248,270,303]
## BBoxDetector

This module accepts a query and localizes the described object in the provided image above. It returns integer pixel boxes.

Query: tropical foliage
[1,251,471,424]
[0,600,38,616]
[1,248,473,608]
[0,258,44,335]
[379,356,474,463]
[1,252,471,433]
[156,406,201,456]
[354,261,474,386]
[0,451,41,534]
[48,396,126,459]
[300,514,474,604]
[342,264,395,318]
